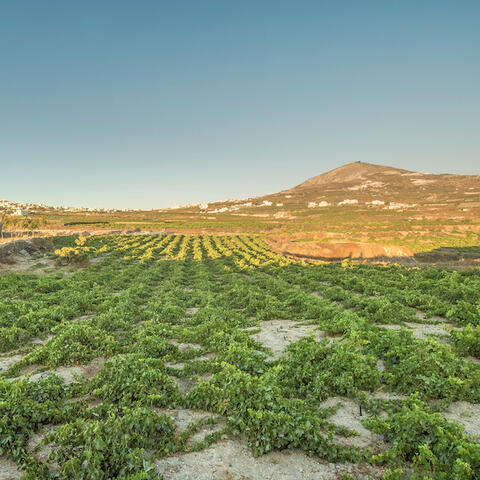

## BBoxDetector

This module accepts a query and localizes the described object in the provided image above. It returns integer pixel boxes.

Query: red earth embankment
[267,238,412,260]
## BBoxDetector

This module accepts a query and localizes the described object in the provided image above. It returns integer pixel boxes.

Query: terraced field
[1,234,480,479]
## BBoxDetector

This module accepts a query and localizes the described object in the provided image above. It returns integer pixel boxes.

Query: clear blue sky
[1,1,479,209]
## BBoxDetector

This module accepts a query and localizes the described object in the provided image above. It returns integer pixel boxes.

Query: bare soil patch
[248,320,327,360]
[156,409,222,434]
[0,353,24,374]
[156,409,226,445]
[89,256,105,265]
[378,322,458,339]
[0,238,59,274]
[155,437,384,480]
[0,253,57,274]
[267,238,412,260]
[466,356,480,365]
[320,397,388,451]
[14,357,106,385]
[171,340,203,353]
[0,457,22,480]
[71,314,95,323]
[369,391,407,401]
[27,425,58,464]
[405,322,460,339]
[166,353,216,370]
[443,402,480,440]
[172,374,212,394]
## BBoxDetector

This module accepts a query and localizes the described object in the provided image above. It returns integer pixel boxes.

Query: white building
[13,209,29,216]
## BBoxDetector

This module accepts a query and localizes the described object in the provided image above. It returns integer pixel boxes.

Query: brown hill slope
[293,161,410,188]
[261,161,480,209]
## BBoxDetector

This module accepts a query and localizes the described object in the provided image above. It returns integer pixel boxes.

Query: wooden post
[0,213,4,239]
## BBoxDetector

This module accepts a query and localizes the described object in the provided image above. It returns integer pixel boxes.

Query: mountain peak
[294,162,413,189]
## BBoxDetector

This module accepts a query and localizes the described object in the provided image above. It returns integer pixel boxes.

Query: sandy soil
[156,408,227,445]
[171,340,203,352]
[0,334,54,375]
[166,353,216,370]
[27,425,58,464]
[0,457,22,480]
[71,314,95,323]
[404,322,459,339]
[369,391,407,401]
[172,374,213,395]
[466,356,480,365]
[319,397,388,451]
[0,353,24,374]
[377,322,458,339]
[249,320,327,360]
[443,402,480,440]
[155,438,385,480]
[12,357,106,385]
[0,253,57,274]
[31,334,54,346]
[156,409,223,433]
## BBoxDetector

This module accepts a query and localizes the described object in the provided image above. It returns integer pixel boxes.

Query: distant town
[0,199,139,215]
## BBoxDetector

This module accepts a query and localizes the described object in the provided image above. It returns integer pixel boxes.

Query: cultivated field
[1,234,480,479]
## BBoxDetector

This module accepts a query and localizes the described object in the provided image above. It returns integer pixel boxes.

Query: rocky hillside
[262,161,480,212]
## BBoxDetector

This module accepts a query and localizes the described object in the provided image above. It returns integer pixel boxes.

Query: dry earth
[247,319,329,360]
[443,402,480,440]
[6,357,106,385]
[377,318,460,340]
[319,397,387,451]
[155,438,385,480]
[0,457,22,480]
[267,239,413,261]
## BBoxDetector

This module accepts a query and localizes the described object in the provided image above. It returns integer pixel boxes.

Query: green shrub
[25,322,117,368]
[0,376,67,459]
[55,247,88,265]
[447,301,480,326]
[187,363,363,461]
[275,337,381,401]
[451,324,480,358]
[367,395,480,479]
[91,354,180,406]
[48,407,171,479]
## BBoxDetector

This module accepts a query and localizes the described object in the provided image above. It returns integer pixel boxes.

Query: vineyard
[1,234,480,479]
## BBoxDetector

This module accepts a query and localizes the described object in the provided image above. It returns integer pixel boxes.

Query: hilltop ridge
[293,161,412,189]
